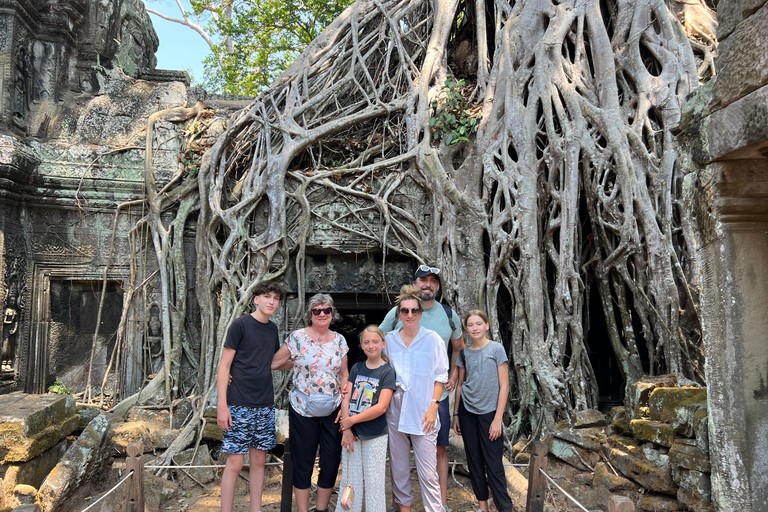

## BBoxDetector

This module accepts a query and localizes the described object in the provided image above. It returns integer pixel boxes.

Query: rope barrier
[80,470,134,512]
[539,468,590,512]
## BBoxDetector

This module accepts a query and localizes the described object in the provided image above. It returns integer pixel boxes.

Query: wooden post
[126,441,145,512]
[281,437,293,512]
[525,442,548,512]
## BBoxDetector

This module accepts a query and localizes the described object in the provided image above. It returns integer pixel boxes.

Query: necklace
[309,328,328,343]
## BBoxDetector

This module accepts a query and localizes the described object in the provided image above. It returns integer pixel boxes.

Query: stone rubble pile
[513,375,710,512]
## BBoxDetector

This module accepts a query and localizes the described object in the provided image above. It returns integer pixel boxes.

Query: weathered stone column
[676,2,768,504]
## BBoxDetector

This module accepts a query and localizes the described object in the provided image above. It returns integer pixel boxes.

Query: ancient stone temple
[0,0,170,395]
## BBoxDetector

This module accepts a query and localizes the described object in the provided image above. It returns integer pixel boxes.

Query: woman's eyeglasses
[399,307,422,316]
[311,307,333,316]
[417,264,440,274]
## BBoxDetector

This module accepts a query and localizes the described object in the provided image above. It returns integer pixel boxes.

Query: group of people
[217,266,512,512]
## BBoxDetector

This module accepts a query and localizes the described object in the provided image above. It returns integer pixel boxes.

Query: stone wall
[675,0,768,509]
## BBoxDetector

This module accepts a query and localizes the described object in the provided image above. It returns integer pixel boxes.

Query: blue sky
[143,0,211,83]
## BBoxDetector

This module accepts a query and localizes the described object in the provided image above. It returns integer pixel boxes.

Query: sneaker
[443,506,451,512]
[389,507,399,512]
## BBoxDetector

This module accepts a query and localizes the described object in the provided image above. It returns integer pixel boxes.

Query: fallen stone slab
[629,419,676,447]
[0,393,79,463]
[601,445,677,495]
[173,445,216,484]
[545,436,600,471]
[608,494,635,512]
[37,414,113,512]
[573,409,607,428]
[111,421,153,453]
[553,428,603,451]
[593,462,639,491]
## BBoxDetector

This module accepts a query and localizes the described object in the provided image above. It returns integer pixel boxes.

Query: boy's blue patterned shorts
[222,405,277,454]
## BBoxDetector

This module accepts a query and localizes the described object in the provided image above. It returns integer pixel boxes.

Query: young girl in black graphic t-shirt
[335,326,396,512]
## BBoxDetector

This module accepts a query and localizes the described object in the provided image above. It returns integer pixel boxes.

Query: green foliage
[196,0,353,95]
[429,76,482,145]
[48,380,72,394]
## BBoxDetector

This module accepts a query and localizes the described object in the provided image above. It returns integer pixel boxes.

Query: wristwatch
[432,399,440,404]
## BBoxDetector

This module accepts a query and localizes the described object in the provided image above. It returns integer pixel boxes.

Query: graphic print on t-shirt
[349,374,381,415]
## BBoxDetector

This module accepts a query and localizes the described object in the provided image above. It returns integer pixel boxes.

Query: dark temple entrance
[330,293,391,370]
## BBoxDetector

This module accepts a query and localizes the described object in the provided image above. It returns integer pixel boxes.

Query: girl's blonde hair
[463,309,489,326]
[359,325,389,363]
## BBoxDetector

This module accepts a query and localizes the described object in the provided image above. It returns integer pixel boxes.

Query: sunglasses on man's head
[399,307,422,316]
[417,265,440,274]
[311,307,333,316]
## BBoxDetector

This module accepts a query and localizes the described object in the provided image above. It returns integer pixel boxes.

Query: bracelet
[453,413,459,416]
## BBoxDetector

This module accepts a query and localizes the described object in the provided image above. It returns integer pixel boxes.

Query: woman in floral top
[273,293,349,512]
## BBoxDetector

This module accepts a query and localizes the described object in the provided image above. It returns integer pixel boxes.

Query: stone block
[544,436,600,471]
[601,445,677,495]
[573,409,607,428]
[608,495,635,512]
[150,428,181,449]
[706,85,768,160]
[641,443,670,468]
[673,467,711,501]
[609,407,629,434]
[0,394,79,463]
[626,375,678,421]
[0,439,69,504]
[639,495,683,511]
[648,388,706,423]
[38,414,113,512]
[127,407,173,430]
[693,407,709,454]
[593,462,639,491]
[111,421,153,453]
[201,422,224,442]
[173,446,216,484]
[629,419,676,448]
[75,406,103,432]
[714,1,768,109]
[717,0,768,39]
[553,428,602,451]
[669,439,711,473]
[605,435,644,457]
[514,451,530,465]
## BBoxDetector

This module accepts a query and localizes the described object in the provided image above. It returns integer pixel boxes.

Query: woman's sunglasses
[399,307,422,316]
[311,307,333,316]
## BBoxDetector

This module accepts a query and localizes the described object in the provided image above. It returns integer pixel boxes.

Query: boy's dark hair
[253,280,287,301]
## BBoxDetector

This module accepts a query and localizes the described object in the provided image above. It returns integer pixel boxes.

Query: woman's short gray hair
[304,293,341,326]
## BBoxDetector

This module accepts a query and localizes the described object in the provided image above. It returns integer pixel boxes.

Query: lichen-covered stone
[553,428,602,451]
[0,394,79,463]
[573,409,607,428]
[626,375,678,421]
[610,407,629,434]
[639,495,684,511]
[545,435,600,471]
[75,406,104,432]
[0,439,69,506]
[38,414,112,512]
[593,462,639,491]
[669,439,711,473]
[629,419,676,448]
[641,443,671,467]
[606,435,644,457]
[693,407,709,454]
[676,468,712,512]
[601,445,677,495]
[648,387,707,430]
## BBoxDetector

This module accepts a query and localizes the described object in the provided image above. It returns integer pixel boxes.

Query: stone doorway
[329,293,391,370]
[27,266,124,394]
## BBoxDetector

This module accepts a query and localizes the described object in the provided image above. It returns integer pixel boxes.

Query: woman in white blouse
[385,285,449,512]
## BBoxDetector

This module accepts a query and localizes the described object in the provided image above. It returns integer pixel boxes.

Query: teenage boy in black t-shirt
[217,281,286,512]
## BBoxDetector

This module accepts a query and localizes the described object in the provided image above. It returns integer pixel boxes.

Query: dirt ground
[186,458,480,512]
[58,455,483,512]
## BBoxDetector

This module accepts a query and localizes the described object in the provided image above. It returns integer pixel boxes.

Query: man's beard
[419,289,436,302]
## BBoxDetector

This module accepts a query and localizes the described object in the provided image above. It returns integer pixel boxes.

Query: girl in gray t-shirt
[454,310,513,512]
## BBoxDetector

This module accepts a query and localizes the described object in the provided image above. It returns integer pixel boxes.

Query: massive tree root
[129,0,715,449]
